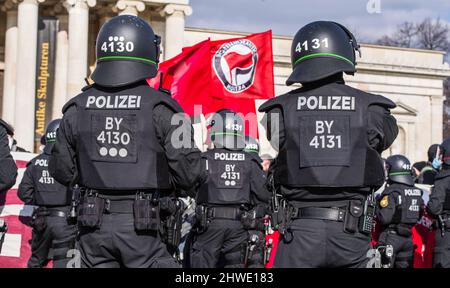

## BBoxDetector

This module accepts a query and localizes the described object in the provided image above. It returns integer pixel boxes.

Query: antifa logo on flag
[147,30,274,139]
[213,39,258,93]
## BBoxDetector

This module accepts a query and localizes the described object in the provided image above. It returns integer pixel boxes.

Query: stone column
[14,0,44,152]
[431,94,444,143]
[52,29,69,119]
[1,0,18,125]
[160,4,192,60]
[64,0,96,100]
[114,0,145,16]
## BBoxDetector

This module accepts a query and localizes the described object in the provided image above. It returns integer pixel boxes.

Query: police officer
[49,15,203,268]
[427,138,450,268]
[0,119,17,249]
[259,21,398,268]
[244,135,262,163]
[376,155,423,268]
[18,119,77,268]
[189,109,270,268]
[0,119,17,193]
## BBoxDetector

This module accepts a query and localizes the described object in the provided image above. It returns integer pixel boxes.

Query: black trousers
[189,218,248,268]
[273,218,371,268]
[78,212,180,268]
[377,230,414,268]
[433,229,450,268]
[28,215,77,268]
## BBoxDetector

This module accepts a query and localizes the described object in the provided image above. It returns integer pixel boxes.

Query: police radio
[359,192,376,234]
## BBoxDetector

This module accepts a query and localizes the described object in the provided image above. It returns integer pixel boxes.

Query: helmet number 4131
[295,38,329,53]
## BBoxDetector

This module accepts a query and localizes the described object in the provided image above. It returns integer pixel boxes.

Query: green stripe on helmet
[388,172,411,176]
[293,52,354,67]
[98,56,158,66]
[211,132,244,137]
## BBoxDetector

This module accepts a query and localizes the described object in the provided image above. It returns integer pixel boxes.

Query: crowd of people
[0,15,449,269]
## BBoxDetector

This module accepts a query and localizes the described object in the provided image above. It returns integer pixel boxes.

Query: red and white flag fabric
[148,31,275,139]
[0,152,37,268]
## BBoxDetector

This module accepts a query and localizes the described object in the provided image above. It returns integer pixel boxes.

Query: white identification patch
[297,96,355,111]
[0,234,22,257]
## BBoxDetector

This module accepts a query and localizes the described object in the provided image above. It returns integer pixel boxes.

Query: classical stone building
[0,0,449,162]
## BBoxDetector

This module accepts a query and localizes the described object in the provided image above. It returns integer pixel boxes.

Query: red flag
[148,31,274,139]
[412,214,435,268]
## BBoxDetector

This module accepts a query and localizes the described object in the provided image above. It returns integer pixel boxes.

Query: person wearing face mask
[427,138,450,267]
[417,144,441,185]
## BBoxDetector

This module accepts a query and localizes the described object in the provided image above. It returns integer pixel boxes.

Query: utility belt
[271,197,375,237]
[195,205,264,232]
[76,188,183,254]
[31,207,70,233]
[385,223,414,237]
[35,207,68,218]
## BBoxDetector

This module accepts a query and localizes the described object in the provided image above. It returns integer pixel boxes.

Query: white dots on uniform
[109,147,118,157]
[119,148,128,158]
[108,36,113,41]
[114,36,119,41]
[230,181,236,186]
[225,180,230,186]
[99,147,108,156]
[119,36,125,42]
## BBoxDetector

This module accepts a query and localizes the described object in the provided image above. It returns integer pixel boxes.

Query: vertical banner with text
[34,17,58,151]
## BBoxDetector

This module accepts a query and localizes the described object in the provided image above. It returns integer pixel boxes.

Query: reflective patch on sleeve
[380,195,389,208]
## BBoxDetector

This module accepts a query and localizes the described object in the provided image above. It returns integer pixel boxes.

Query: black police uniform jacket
[196,148,270,206]
[428,169,450,216]
[53,83,186,191]
[259,80,396,189]
[376,183,423,227]
[50,82,205,193]
[0,125,17,192]
[18,152,70,206]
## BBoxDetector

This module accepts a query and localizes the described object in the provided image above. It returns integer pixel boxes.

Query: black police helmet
[286,21,360,85]
[385,154,414,186]
[244,135,260,155]
[43,119,61,154]
[210,109,245,151]
[427,144,440,163]
[91,15,160,87]
[0,119,14,136]
[440,137,450,166]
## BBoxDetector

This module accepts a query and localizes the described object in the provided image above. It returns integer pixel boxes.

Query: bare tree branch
[416,18,449,51]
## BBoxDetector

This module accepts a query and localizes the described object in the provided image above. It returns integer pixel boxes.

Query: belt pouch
[78,195,105,228]
[133,197,159,231]
[344,201,363,234]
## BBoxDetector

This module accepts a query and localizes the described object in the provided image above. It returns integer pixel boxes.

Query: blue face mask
[432,158,442,169]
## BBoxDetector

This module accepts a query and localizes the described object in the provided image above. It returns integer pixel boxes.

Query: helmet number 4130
[101,36,134,53]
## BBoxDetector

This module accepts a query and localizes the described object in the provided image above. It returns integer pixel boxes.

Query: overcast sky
[186,0,450,43]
